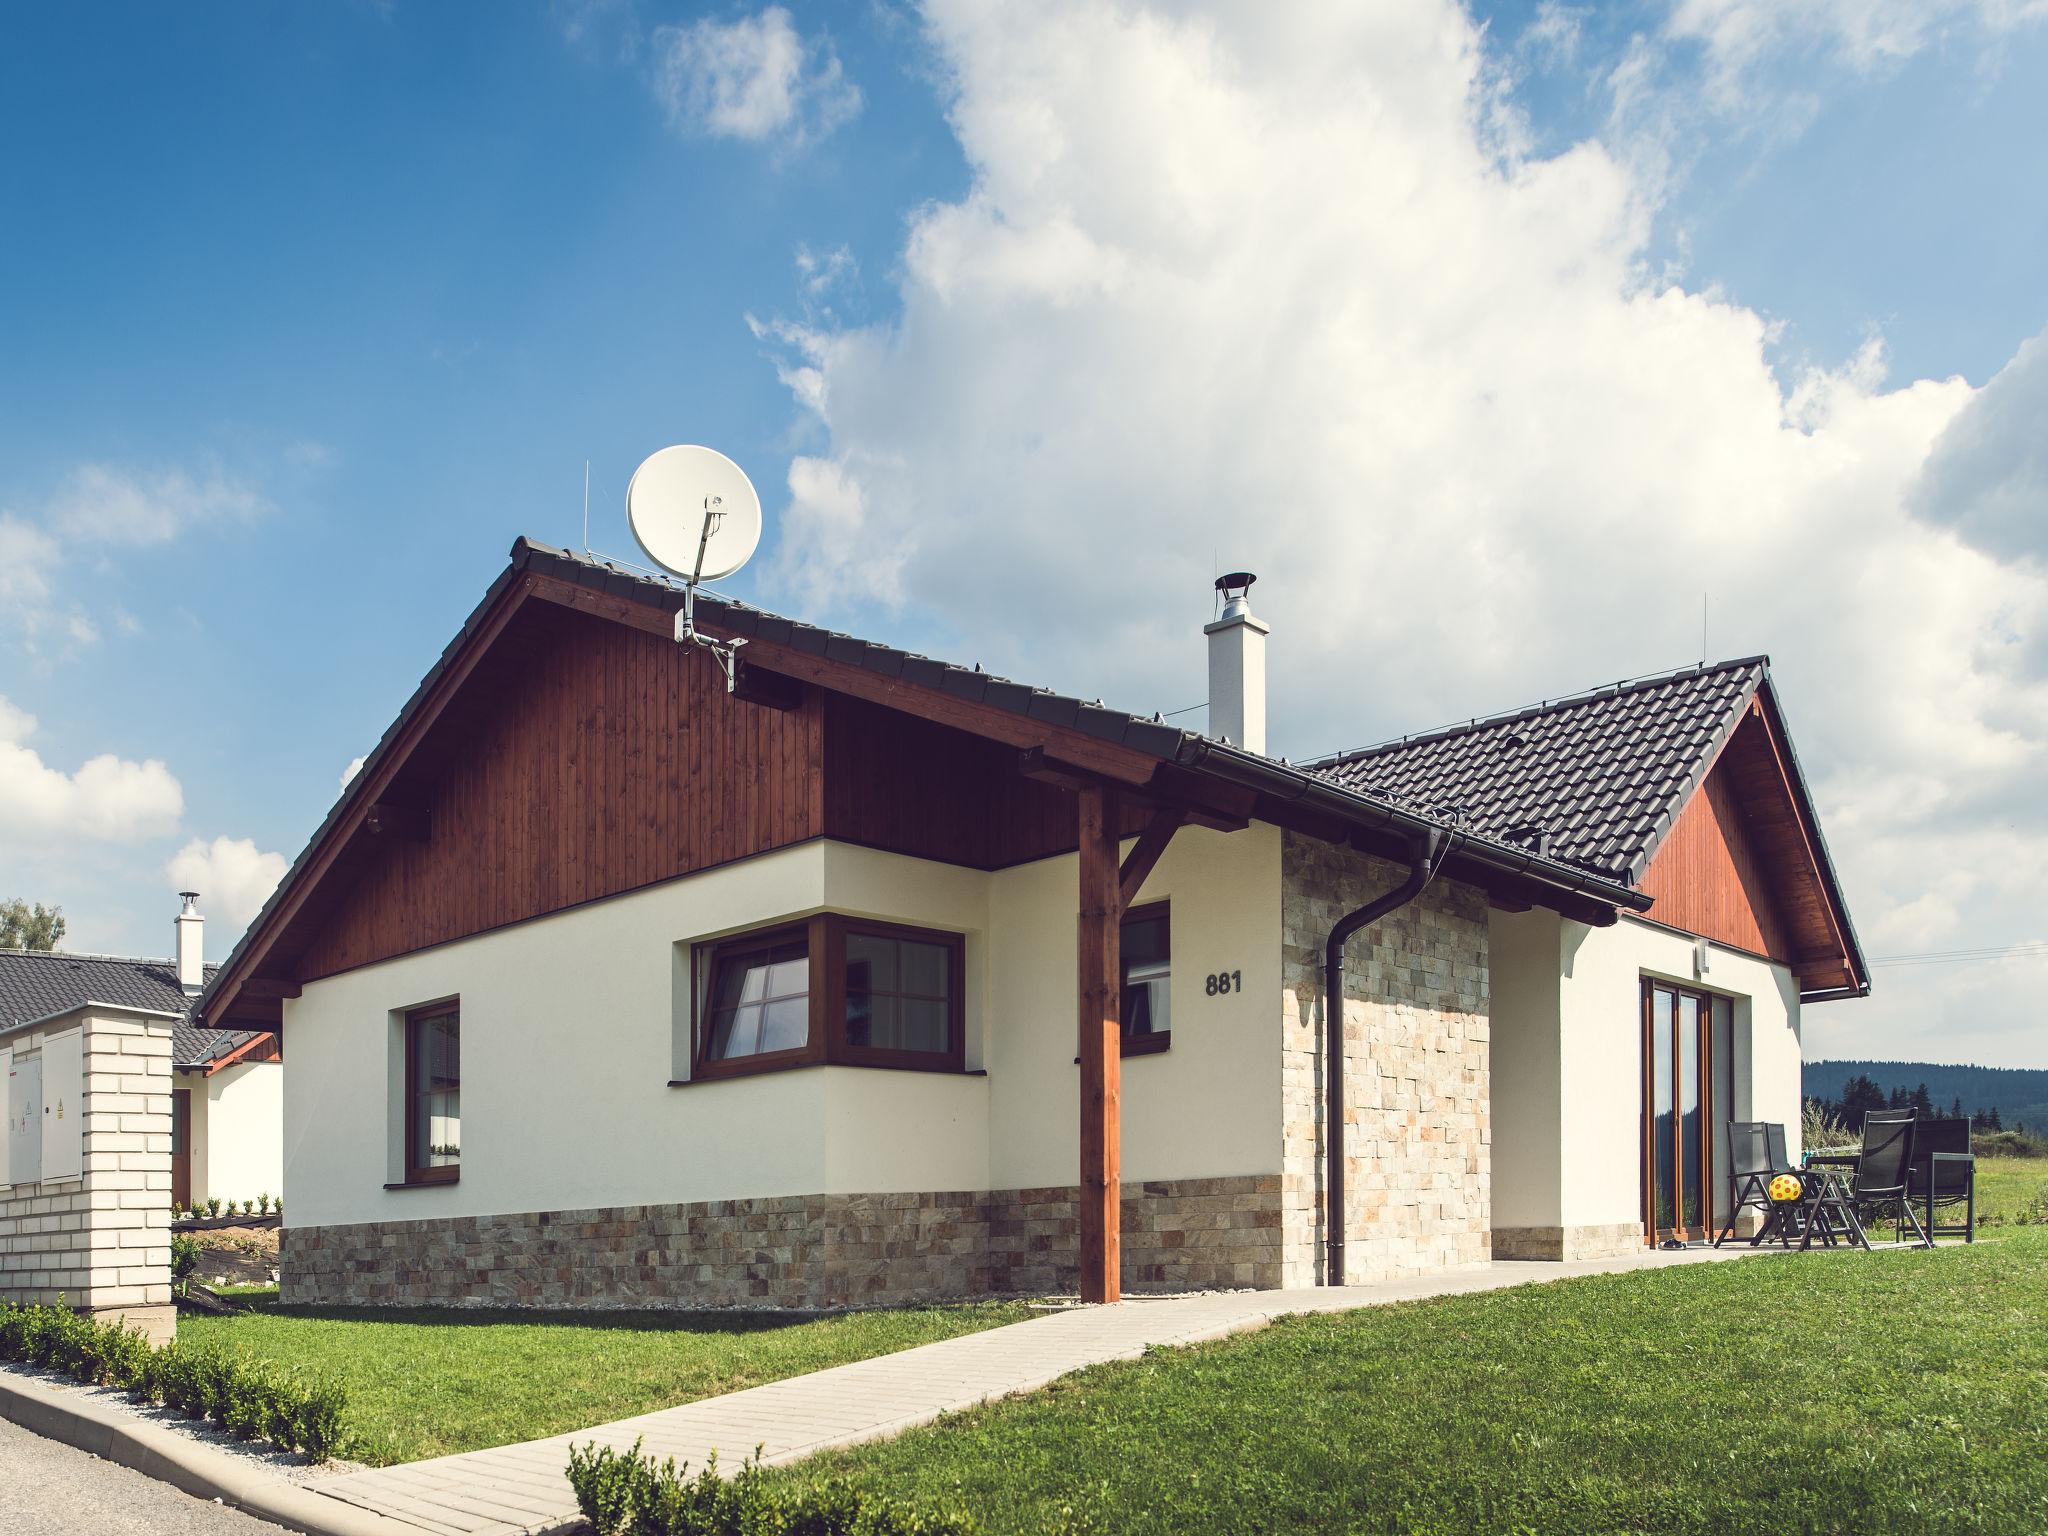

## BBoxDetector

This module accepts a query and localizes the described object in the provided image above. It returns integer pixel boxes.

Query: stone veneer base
[282,1175,1284,1310]
[1491,1223,1648,1262]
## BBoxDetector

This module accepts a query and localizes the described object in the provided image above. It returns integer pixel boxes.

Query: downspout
[1323,828,1450,1286]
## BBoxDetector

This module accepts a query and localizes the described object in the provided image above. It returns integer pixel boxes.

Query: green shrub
[170,1232,201,1294]
[0,1302,348,1463]
[566,1438,976,1536]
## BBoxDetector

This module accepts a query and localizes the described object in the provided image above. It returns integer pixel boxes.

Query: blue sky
[4,2,2045,1066]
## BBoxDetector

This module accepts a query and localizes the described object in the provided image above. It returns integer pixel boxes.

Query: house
[195,538,1866,1309]
[1,895,284,1214]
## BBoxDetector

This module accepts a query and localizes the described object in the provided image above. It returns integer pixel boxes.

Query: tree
[1986,1105,2004,1132]
[1951,1096,1966,1119]
[1839,1074,1887,1132]
[0,899,65,951]
[1910,1083,1935,1118]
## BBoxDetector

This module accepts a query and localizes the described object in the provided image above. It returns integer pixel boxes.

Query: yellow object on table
[1769,1173,1805,1203]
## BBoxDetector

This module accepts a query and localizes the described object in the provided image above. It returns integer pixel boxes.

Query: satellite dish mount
[624,445,764,693]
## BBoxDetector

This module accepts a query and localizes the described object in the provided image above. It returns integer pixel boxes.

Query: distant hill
[1805,1060,2048,1131]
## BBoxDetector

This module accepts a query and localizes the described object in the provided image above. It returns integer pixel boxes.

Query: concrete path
[315,1247,1758,1536]
[0,1414,281,1536]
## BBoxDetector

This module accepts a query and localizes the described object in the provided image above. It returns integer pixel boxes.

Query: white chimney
[175,891,204,992]
[1204,572,1269,755]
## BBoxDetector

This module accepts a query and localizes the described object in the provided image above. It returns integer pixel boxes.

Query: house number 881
[1205,971,1242,996]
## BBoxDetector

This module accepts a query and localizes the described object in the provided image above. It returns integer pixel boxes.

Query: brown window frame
[402,1002,461,1187]
[1119,900,1172,1057]
[1639,977,1731,1246]
[690,915,967,1081]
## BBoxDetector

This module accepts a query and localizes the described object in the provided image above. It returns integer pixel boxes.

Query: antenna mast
[674,494,747,692]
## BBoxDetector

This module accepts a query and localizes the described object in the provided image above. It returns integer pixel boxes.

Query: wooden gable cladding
[1638,703,1859,994]
[820,692,1150,869]
[296,601,825,980]
[1638,758,1792,963]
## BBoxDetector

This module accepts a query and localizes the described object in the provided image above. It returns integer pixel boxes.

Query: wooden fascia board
[203,573,540,1024]
[527,572,1166,788]
[204,1031,281,1077]
[1747,689,1863,991]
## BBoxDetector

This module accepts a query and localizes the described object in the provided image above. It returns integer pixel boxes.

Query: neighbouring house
[195,538,1867,1310]
[1,896,284,1216]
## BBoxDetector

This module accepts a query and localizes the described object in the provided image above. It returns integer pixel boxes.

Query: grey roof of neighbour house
[0,948,262,1067]
[1307,658,1769,887]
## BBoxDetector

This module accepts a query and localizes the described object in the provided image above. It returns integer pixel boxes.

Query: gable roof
[198,537,1657,1029]
[0,948,268,1067]
[1309,659,1767,887]
[1310,658,1868,998]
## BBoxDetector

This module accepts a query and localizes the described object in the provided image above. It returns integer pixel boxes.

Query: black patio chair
[1907,1116,1976,1243]
[1715,1121,1779,1247]
[1803,1109,1930,1249]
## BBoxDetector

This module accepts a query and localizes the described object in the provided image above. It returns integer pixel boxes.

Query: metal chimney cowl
[1204,572,1268,755]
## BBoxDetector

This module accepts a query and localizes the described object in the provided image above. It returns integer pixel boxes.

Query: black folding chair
[1907,1116,1976,1243]
[1715,1121,1776,1247]
[1803,1109,1930,1250]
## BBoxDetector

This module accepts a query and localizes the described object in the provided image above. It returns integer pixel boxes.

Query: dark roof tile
[0,950,265,1068]
[1308,659,1765,885]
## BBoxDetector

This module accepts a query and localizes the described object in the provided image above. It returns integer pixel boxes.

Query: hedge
[0,1301,347,1460]
[567,1439,977,1536]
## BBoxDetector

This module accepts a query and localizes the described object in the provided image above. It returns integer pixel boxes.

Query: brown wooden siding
[298,603,826,979]
[1638,751,1793,964]
[294,602,1140,983]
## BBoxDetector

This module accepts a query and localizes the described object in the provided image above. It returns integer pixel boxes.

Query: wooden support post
[1077,784,1122,1304]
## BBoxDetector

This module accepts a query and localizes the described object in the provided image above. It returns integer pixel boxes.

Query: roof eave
[1175,738,1651,915]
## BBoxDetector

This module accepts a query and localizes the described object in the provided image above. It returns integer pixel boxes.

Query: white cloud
[2,461,273,648]
[0,695,184,842]
[1911,330,2048,564]
[166,836,288,932]
[1666,0,2048,112]
[340,756,366,791]
[650,6,861,148]
[753,0,2048,1065]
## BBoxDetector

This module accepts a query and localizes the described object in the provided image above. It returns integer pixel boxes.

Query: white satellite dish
[625,444,762,583]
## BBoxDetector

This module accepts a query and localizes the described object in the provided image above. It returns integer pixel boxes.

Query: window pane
[841,927,956,1057]
[759,997,809,1054]
[900,997,948,1053]
[847,992,899,1049]
[900,940,948,998]
[705,936,810,1060]
[1122,974,1169,1036]
[1120,910,1170,1038]
[1651,988,1674,1236]
[1679,994,1702,1232]
[1122,913,1169,969]
[412,1013,459,1169]
[846,932,898,995]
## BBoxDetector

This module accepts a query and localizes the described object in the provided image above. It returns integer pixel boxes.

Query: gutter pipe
[1323,828,1451,1287]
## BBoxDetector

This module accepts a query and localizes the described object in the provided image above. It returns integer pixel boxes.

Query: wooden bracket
[1118,807,1184,913]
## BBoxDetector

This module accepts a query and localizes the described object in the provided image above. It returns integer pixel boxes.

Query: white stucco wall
[179,1061,283,1207]
[1488,908,1564,1231]
[1489,908,1804,1242]
[283,827,1283,1231]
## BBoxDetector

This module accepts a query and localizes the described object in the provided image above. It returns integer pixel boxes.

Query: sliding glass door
[1641,979,1734,1245]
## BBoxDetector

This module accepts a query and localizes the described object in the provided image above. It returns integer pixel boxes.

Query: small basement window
[689,915,965,1079]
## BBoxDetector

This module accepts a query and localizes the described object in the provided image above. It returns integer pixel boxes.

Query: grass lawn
[1973,1156,2047,1226]
[783,1229,2048,1535]
[178,1298,1031,1466]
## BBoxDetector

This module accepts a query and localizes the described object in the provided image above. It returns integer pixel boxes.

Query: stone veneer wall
[282,1175,1282,1309]
[1279,832,1492,1287]
[1493,1222,1645,1262]
[0,1009,175,1344]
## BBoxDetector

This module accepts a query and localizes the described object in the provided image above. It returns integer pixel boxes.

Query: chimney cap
[178,891,200,914]
[1215,571,1256,597]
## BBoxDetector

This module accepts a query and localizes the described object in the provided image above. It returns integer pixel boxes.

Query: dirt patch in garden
[193,1224,279,1286]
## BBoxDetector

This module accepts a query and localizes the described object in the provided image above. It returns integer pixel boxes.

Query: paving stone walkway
[314,1247,1757,1535]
